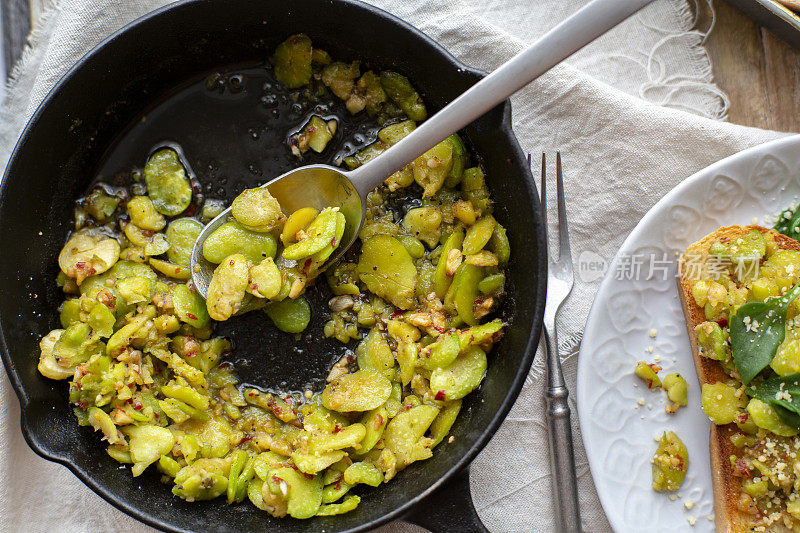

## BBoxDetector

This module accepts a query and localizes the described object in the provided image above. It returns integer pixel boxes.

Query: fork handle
[544,330,582,533]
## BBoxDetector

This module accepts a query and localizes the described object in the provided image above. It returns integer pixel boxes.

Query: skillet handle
[402,467,488,533]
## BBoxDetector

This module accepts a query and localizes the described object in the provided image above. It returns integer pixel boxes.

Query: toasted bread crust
[678,226,800,532]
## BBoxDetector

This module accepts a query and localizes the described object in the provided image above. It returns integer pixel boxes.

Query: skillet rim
[0,0,547,531]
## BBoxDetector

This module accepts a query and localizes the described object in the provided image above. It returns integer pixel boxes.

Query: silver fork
[539,152,581,532]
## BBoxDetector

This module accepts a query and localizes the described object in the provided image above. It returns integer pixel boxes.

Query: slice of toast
[678,225,800,532]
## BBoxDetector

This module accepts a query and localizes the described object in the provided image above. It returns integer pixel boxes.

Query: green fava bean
[651,431,688,492]
[661,373,688,406]
[397,235,425,259]
[434,229,464,299]
[309,424,366,453]
[462,216,496,256]
[403,206,442,248]
[144,148,192,217]
[378,120,415,145]
[453,263,483,326]
[203,221,278,265]
[356,406,388,455]
[88,302,115,338]
[478,273,505,295]
[267,467,323,519]
[84,188,120,221]
[445,134,467,186]
[282,208,338,260]
[429,399,462,446]
[747,398,799,436]
[173,284,210,328]
[430,346,487,401]
[173,459,229,500]
[701,382,746,425]
[322,368,392,412]
[343,461,383,487]
[116,276,154,304]
[316,495,360,516]
[291,450,345,475]
[694,321,729,362]
[421,330,460,371]
[125,424,174,475]
[357,329,395,378]
[384,404,439,468]
[206,254,252,321]
[264,295,311,333]
[127,196,166,231]
[231,188,285,233]
[149,258,191,281]
[166,218,203,267]
[357,235,417,310]
[489,223,510,266]
[412,141,452,198]
[59,299,81,328]
[273,34,313,89]
[248,258,282,299]
[380,71,427,121]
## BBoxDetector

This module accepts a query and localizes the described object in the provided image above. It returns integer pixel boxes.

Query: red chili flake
[302,258,313,274]
[184,204,196,217]
[185,350,197,358]
[715,317,728,328]
[186,313,198,320]
[133,401,143,411]
[375,415,384,428]
[303,472,314,480]
[76,400,87,409]
[230,259,235,266]
[435,390,446,401]
[647,363,662,373]
[334,482,342,490]
[390,311,403,319]
[333,424,342,434]
[142,229,155,237]
[331,238,337,247]
[734,458,751,478]
[239,434,253,444]
[248,391,257,397]
[433,325,446,334]
[126,398,134,405]
[271,475,284,483]
[737,412,749,424]
[403,404,412,411]
[76,261,86,268]
[250,283,258,290]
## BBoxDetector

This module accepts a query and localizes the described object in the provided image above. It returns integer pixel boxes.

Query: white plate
[577,135,800,532]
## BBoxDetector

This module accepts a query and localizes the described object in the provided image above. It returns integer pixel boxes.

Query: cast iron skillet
[0,0,546,531]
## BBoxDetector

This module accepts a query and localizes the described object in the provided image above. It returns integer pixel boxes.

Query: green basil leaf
[749,373,800,428]
[731,283,800,384]
[775,205,800,241]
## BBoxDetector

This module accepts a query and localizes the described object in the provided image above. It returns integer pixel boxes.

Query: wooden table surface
[697,0,800,133]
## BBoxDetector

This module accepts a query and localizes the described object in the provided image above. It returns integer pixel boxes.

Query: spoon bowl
[190,164,362,298]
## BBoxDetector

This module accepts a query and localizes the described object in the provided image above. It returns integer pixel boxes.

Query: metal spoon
[191,0,654,298]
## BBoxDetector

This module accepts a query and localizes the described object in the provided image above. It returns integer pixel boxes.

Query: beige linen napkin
[0,1,789,531]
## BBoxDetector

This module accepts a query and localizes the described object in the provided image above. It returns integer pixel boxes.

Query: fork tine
[555,152,571,262]
[539,153,547,234]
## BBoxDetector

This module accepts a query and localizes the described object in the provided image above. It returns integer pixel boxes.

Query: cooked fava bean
[701,382,746,425]
[144,148,192,217]
[248,258,282,299]
[651,431,688,492]
[434,229,464,299]
[266,466,323,519]
[294,116,334,154]
[37,329,71,380]
[462,167,491,214]
[281,207,319,245]
[59,231,121,284]
[403,207,442,248]
[429,400,462,446]
[149,258,191,280]
[661,373,688,407]
[412,141,452,198]
[384,404,439,468]
[282,207,339,260]
[173,458,230,500]
[378,120,415,145]
[316,495,360,516]
[125,424,175,476]
[273,34,313,89]
[309,424,367,454]
[206,254,252,321]
[264,296,311,333]
[463,216,496,256]
[203,221,278,265]
[429,346,487,401]
[231,188,285,233]
[747,398,799,437]
[356,329,395,378]
[344,462,383,487]
[127,196,166,231]
[357,406,388,456]
[452,263,483,326]
[478,273,505,295]
[173,284,210,328]
[397,235,425,259]
[634,361,661,389]
[380,71,427,121]
[357,235,417,309]
[322,368,392,412]
[166,218,203,267]
[421,330,460,371]
[85,188,120,221]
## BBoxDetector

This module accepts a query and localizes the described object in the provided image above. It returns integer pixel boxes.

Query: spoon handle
[346,0,655,197]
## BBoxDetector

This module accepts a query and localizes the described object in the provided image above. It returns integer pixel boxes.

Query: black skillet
[0,1,546,531]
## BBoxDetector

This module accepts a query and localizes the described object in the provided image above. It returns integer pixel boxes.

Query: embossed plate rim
[577,135,800,532]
